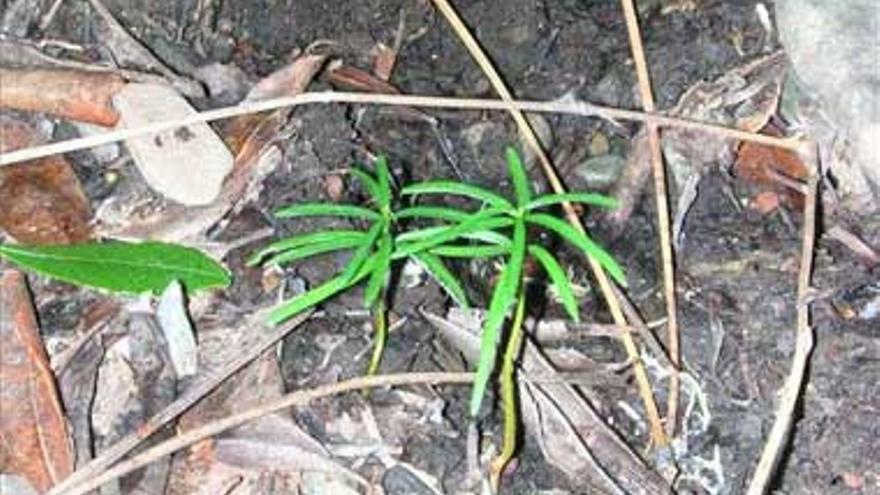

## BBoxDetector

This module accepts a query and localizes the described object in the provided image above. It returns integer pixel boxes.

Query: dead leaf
[0,68,125,126]
[0,270,75,493]
[734,124,808,210]
[750,191,781,214]
[372,43,398,82]
[0,118,92,244]
[327,63,401,95]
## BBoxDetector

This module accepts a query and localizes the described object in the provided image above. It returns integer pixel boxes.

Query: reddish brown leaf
[0,68,125,126]
[0,270,75,493]
[372,43,398,82]
[750,190,781,214]
[0,119,92,244]
[327,63,400,94]
[734,124,808,209]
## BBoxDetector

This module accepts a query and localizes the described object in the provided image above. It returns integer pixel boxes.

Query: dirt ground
[3,0,879,494]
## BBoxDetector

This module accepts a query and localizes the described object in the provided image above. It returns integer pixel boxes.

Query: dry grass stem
[0,92,806,167]
[745,146,819,495]
[619,0,680,442]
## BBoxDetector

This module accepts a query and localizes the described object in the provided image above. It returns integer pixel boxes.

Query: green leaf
[506,147,531,208]
[526,213,626,286]
[401,181,513,211]
[263,237,366,267]
[395,225,450,244]
[274,203,380,221]
[429,243,509,258]
[411,252,470,307]
[470,217,526,417]
[268,255,378,325]
[526,192,619,211]
[0,241,230,294]
[374,155,393,209]
[395,206,471,222]
[349,167,381,202]
[528,244,580,322]
[393,211,513,259]
[340,220,384,283]
[363,232,392,307]
[248,230,366,265]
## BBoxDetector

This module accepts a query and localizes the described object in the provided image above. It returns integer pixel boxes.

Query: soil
[10,0,879,494]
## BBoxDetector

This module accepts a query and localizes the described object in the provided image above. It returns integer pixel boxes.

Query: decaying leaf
[0,270,74,493]
[0,118,92,244]
[0,68,125,126]
[423,308,671,495]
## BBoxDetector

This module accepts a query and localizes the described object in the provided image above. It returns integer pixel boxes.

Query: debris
[0,118,92,244]
[0,271,74,493]
[423,308,671,495]
[91,308,177,494]
[157,280,199,378]
[0,68,126,126]
[112,82,234,205]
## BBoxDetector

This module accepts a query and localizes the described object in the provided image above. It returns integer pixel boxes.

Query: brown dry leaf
[0,68,125,126]
[372,43,398,82]
[0,118,92,244]
[734,124,808,209]
[750,190,781,214]
[327,63,401,95]
[0,271,75,493]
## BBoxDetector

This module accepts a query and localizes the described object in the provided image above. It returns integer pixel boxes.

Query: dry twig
[744,146,819,495]
[0,92,806,167]
[618,0,681,441]
[430,0,668,446]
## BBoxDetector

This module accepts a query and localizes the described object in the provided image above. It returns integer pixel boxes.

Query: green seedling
[401,147,622,488]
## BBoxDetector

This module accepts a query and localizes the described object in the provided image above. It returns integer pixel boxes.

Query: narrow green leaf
[374,155,392,208]
[411,252,470,307]
[395,206,471,222]
[528,244,580,322]
[526,192,619,211]
[395,225,449,244]
[349,167,381,202]
[363,232,392,307]
[401,181,513,211]
[274,203,380,221]
[526,213,626,286]
[248,230,366,265]
[506,147,531,208]
[263,237,365,267]
[429,243,509,258]
[340,220,384,283]
[393,211,513,259]
[470,217,526,416]
[0,241,230,294]
[268,255,378,325]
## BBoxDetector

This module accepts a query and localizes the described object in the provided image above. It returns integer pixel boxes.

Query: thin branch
[47,309,314,495]
[430,0,668,447]
[0,91,806,167]
[55,372,474,495]
[619,0,680,441]
[745,146,819,495]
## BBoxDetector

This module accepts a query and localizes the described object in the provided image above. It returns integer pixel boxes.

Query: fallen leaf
[0,68,125,126]
[113,82,234,205]
[327,62,400,95]
[0,270,74,493]
[0,118,92,244]
[750,190,781,214]
[372,43,398,82]
[734,124,808,209]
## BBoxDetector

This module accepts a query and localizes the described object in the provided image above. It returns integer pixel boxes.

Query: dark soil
[16,0,880,494]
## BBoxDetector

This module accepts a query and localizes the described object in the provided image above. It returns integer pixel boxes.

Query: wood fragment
[0,68,125,126]
[0,270,75,493]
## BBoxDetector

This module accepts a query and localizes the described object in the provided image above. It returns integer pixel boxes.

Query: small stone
[589,132,610,156]
[576,154,626,189]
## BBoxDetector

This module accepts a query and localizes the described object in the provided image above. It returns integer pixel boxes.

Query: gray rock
[775,0,880,196]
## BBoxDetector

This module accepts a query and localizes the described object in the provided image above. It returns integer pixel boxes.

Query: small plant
[252,148,623,486]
